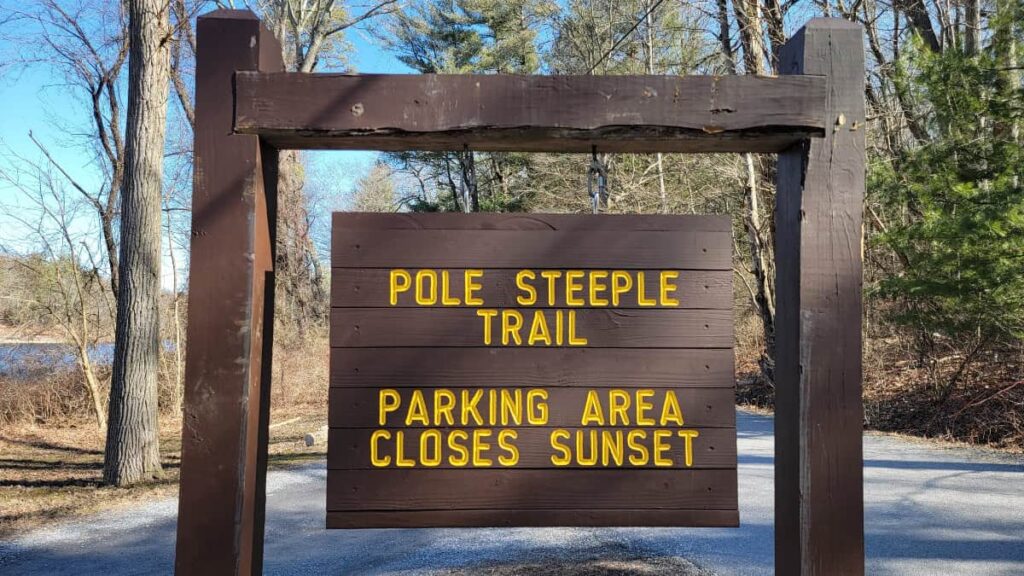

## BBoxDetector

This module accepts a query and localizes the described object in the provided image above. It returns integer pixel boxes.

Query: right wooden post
[775,18,866,575]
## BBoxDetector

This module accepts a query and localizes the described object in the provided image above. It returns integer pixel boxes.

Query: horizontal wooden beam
[235,73,827,153]
[328,387,736,428]
[329,348,735,388]
[327,469,737,510]
[327,427,738,469]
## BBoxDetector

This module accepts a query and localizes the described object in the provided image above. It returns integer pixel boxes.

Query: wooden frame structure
[176,9,866,576]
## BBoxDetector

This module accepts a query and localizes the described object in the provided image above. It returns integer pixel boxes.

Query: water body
[0,341,175,378]
[0,342,115,378]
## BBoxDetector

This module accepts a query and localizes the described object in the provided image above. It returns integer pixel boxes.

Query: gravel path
[1,411,1022,575]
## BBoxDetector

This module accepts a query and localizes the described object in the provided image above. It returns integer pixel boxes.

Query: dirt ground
[0,405,326,538]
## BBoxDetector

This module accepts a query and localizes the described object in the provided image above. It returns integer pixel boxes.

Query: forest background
[0,0,1020,534]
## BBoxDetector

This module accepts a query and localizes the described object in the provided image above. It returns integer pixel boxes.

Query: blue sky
[0,10,411,289]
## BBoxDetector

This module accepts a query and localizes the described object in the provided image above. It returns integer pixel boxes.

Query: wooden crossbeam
[234,73,828,153]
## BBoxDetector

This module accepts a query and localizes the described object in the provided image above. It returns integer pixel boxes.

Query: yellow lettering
[502,310,524,346]
[610,271,633,306]
[608,389,631,426]
[581,390,605,426]
[515,270,537,306]
[627,429,649,465]
[448,430,470,467]
[420,430,442,467]
[565,270,585,306]
[527,311,552,346]
[555,310,564,345]
[379,389,401,426]
[488,389,498,426]
[472,429,493,466]
[653,429,673,467]
[461,389,483,425]
[477,309,497,345]
[370,430,391,467]
[568,310,588,346]
[576,429,598,466]
[550,429,571,466]
[660,271,680,306]
[434,389,456,426]
[464,269,484,305]
[415,270,438,305]
[660,390,684,426]
[589,270,609,306]
[405,390,429,426]
[678,429,699,467]
[601,430,624,466]
[636,272,657,307]
[527,389,549,425]
[500,389,522,426]
[497,429,519,466]
[389,269,411,305]
[441,271,461,305]
[636,389,656,425]
[395,431,415,467]
[540,271,562,305]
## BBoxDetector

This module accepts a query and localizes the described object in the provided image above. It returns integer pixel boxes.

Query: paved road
[2,412,1022,575]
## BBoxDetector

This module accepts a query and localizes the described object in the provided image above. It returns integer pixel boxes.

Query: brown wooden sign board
[179,12,865,574]
[327,213,737,528]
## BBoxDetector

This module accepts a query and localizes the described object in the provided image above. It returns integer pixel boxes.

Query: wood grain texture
[330,308,733,348]
[176,10,282,576]
[331,269,732,309]
[327,427,737,469]
[332,229,730,269]
[326,509,739,528]
[328,387,736,428]
[330,348,735,388]
[327,469,737,511]
[776,19,866,576]
[332,212,732,232]
[234,72,826,153]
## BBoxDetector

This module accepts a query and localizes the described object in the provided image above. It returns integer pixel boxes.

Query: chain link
[587,146,608,214]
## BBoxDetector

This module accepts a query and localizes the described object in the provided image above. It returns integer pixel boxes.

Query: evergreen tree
[872,34,1024,392]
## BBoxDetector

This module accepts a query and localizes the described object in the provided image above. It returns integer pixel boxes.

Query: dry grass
[0,337,330,538]
[735,335,1024,452]
[0,408,328,539]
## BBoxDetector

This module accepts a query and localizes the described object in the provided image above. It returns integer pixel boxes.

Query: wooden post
[176,10,282,575]
[775,19,866,575]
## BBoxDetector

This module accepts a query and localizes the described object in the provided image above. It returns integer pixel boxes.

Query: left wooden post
[176,10,282,575]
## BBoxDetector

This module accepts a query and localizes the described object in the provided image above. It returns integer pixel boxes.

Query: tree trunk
[103,0,169,486]
[733,0,766,76]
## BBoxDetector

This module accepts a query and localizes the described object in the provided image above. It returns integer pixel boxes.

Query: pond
[0,341,175,378]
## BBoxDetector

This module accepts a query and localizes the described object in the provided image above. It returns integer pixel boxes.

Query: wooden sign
[328,213,738,528]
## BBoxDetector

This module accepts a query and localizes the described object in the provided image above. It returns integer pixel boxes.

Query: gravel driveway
[1,411,1022,575]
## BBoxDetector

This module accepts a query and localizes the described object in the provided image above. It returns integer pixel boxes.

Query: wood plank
[332,213,732,232]
[327,427,737,469]
[176,11,282,576]
[326,509,740,528]
[331,269,732,309]
[331,229,730,269]
[328,387,736,428]
[327,469,737,511]
[330,348,735,388]
[330,308,733,348]
[776,19,866,576]
[235,72,826,153]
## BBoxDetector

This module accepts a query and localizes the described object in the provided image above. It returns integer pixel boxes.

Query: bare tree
[0,162,114,429]
[252,0,399,336]
[103,0,172,486]
[11,0,129,295]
